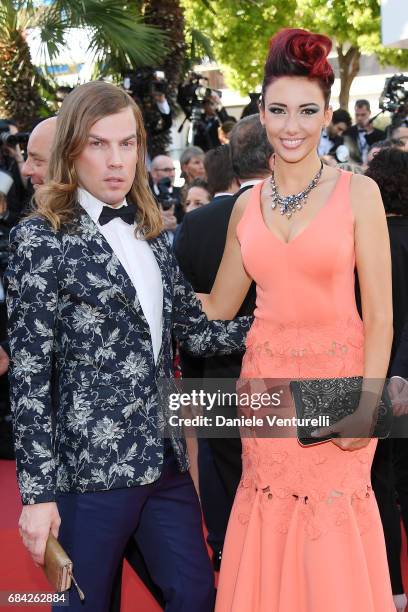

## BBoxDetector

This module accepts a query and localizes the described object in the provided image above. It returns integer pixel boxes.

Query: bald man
[150,154,184,227]
[21,117,57,189]
[150,154,176,187]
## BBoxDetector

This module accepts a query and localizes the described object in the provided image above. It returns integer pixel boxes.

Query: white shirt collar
[239,179,264,190]
[77,187,127,224]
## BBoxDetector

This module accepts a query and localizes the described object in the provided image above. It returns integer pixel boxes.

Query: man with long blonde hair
[5,81,251,611]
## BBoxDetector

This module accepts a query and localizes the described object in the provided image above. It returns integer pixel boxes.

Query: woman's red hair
[262,28,335,106]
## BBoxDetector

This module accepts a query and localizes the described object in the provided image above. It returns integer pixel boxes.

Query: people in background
[180,146,206,185]
[183,178,211,213]
[317,108,352,158]
[193,92,234,152]
[366,147,408,612]
[344,99,385,165]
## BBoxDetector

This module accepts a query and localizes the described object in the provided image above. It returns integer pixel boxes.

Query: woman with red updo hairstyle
[199,28,395,611]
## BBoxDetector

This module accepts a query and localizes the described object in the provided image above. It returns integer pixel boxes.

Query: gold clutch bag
[44,534,85,601]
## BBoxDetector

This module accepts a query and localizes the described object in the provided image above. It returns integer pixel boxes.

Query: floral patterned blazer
[5,213,252,505]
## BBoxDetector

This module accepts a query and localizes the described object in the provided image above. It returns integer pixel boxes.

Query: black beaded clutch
[290,376,393,446]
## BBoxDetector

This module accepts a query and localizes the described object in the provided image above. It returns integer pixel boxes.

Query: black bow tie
[98,202,137,226]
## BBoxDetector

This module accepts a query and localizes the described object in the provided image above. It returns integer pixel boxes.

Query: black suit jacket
[174,185,257,379]
[193,107,232,152]
[387,217,408,377]
[343,125,385,164]
[391,322,408,378]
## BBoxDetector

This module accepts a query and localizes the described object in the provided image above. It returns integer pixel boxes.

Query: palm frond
[199,0,216,14]
[31,0,167,70]
[187,28,214,69]
[0,0,18,38]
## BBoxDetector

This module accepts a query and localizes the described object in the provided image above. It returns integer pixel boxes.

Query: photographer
[123,70,172,158]
[0,119,31,226]
[150,154,184,243]
[380,77,408,143]
[344,100,385,165]
[318,108,352,161]
[193,92,233,152]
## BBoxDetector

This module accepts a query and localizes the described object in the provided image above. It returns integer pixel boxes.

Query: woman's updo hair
[262,28,335,107]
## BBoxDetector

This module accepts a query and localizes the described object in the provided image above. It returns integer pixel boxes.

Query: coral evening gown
[215,171,395,611]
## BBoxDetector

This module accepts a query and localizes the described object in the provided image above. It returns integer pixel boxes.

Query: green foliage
[182,0,408,96]
[296,0,408,68]
[181,0,297,94]
[32,0,168,75]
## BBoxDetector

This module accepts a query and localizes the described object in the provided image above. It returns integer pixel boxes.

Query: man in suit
[150,154,184,223]
[204,144,239,201]
[344,99,385,165]
[0,113,166,607]
[5,81,252,612]
[193,92,234,152]
[317,108,351,159]
[385,328,408,612]
[174,114,272,569]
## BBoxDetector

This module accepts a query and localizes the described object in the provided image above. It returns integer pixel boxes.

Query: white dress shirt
[318,129,334,156]
[78,188,163,363]
[357,128,369,164]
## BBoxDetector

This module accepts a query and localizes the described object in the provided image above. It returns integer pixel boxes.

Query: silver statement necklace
[270,161,324,218]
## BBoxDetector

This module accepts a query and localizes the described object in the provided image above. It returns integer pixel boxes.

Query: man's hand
[388,377,408,417]
[161,206,177,232]
[18,502,61,566]
[153,92,166,104]
[4,142,22,161]
[210,92,222,108]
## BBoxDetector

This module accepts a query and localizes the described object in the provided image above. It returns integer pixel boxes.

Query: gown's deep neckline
[258,169,344,247]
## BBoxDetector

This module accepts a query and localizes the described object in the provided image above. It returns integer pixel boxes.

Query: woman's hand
[310,410,375,451]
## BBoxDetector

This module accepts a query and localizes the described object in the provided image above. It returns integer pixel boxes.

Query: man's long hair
[34,81,162,239]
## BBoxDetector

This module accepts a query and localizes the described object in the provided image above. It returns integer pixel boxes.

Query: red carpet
[1,459,407,611]
[0,460,161,612]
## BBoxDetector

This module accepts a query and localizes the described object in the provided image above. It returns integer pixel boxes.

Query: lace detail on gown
[243,317,364,379]
[233,444,374,539]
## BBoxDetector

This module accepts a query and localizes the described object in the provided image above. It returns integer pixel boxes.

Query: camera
[177,71,222,120]
[156,177,178,211]
[123,68,168,101]
[0,120,30,150]
[177,72,223,146]
[0,131,30,147]
[379,74,408,123]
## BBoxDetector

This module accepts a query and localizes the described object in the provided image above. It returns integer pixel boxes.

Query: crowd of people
[1,25,408,612]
